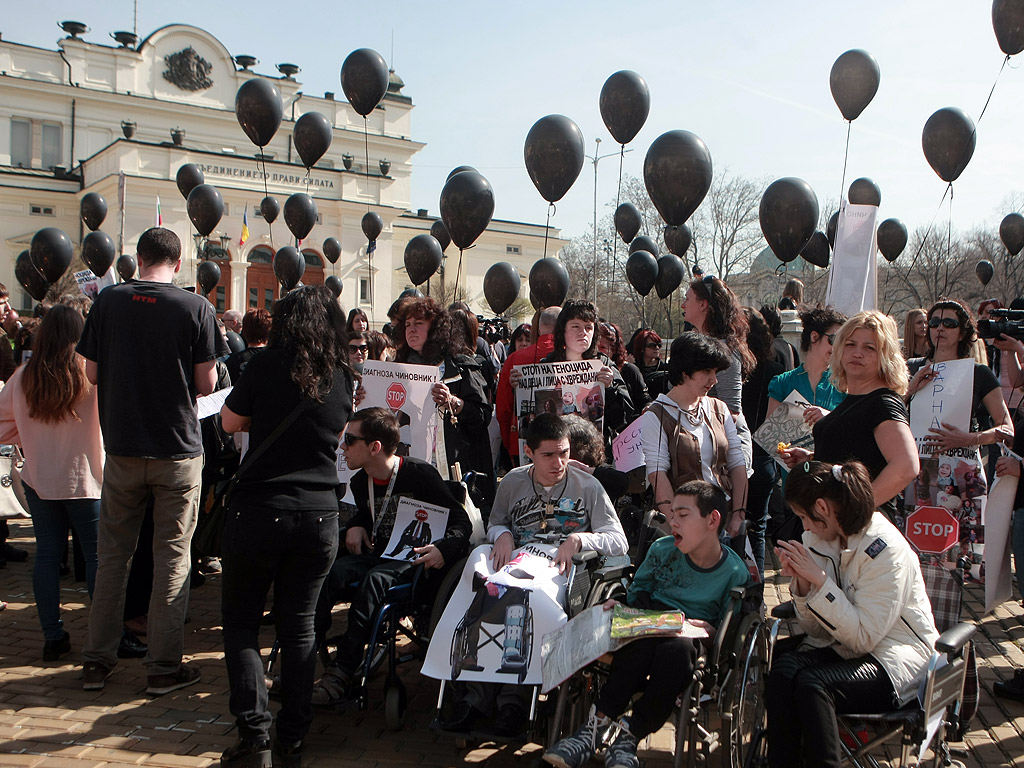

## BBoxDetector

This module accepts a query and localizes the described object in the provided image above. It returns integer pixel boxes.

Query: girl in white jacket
[767,460,939,767]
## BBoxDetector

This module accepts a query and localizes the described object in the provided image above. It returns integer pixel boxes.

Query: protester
[779,277,804,309]
[0,305,102,661]
[218,285,354,768]
[311,407,470,705]
[599,321,650,412]
[563,413,628,504]
[347,331,370,371]
[0,285,19,382]
[365,329,393,361]
[902,308,929,360]
[642,332,748,538]
[78,227,224,695]
[544,480,748,768]
[347,308,369,335]
[766,307,847,418]
[760,305,799,372]
[226,308,271,382]
[509,323,531,354]
[767,460,938,767]
[631,329,668,398]
[222,309,243,334]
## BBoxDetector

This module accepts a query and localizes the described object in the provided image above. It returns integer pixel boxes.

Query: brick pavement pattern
[2,516,1023,766]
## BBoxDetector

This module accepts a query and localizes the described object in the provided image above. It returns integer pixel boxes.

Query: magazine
[609,605,686,639]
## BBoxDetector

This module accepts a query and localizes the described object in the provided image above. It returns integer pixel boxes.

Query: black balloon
[483,262,521,315]
[323,237,341,264]
[629,235,659,258]
[759,178,819,263]
[430,220,451,252]
[439,170,495,250]
[529,258,570,307]
[274,245,305,290]
[826,211,839,249]
[187,184,224,237]
[81,231,116,276]
[599,70,650,145]
[530,290,543,310]
[848,177,881,207]
[1000,212,1024,255]
[197,260,221,295]
[284,193,318,241]
[524,115,585,203]
[30,227,74,283]
[664,224,692,257]
[325,275,343,298]
[293,111,333,169]
[614,203,642,245]
[80,193,107,231]
[235,78,283,148]
[829,49,880,121]
[876,218,908,262]
[800,231,831,268]
[655,254,684,299]
[404,234,443,285]
[399,288,424,300]
[922,107,976,183]
[643,130,713,226]
[116,254,137,281]
[340,48,390,117]
[447,166,478,182]
[15,251,49,301]
[176,164,205,200]
[626,250,658,297]
[361,211,383,242]
[977,259,995,286]
[993,0,1024,55]
[260,196,280,224]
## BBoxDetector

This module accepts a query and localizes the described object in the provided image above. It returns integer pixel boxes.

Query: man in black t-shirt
[77,227,225,696]
[311,407,471,705]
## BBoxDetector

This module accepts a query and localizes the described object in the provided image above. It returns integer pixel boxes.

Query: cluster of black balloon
[16,227,75,302]
[438,166,496,294]
[175,161,225,294]
[80,193,117,278]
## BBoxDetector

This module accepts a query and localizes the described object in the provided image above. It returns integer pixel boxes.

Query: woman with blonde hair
[782,310,919,520]
[902,308,928,359]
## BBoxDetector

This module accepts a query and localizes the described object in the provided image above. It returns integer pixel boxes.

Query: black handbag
[194,398,315,557]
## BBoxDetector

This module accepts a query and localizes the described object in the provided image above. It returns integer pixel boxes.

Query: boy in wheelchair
[543,480,749,768]
[311,407,472,705]
[441,413,628,737]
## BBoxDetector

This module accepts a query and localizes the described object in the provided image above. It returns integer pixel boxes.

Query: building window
[41,123,62,170]
[506,245,521,255]
[215,286,226,313]
[264,288,274,310]
[301,249,323,268]
[11,119,30,168]
[247,246,273,264]
[359,277,370,303]
[29,204,55,217]
[249,287,258,307]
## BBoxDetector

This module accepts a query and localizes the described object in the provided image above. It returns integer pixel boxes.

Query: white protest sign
[380,497,450,561]
[908,359,973,458]
[752,391,822,470]
[826,201,879,316]
[359,360,439,466]
[513,359,605,462]
[612,416,645,472]
[196,387,232,421]
[74,267,116,299]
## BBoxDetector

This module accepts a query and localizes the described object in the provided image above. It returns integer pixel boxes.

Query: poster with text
[359,360,439,467]
[421,543,568,685]
[380,497,450,561]
[513,360,604,462]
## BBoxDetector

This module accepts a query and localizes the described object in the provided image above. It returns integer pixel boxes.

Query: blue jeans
[730,449,774,579]
[1013,508,1024,601]
[25,483,100,641]
[222,504,339,746]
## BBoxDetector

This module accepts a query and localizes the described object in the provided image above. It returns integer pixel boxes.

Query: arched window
[301,249,323,268]
[247,245,274,264]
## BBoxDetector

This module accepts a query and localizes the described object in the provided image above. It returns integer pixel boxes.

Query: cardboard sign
[513,360,605,462]
[359,360,439,467]
[612,416,645,472]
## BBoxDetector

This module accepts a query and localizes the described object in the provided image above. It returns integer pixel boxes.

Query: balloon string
[612,146,624,298]
[882,182,952,314]
[363,116,373,321]
[455,247,464,301]
[977,55,1009,125]
[947,185,954,261]
[542,204,554,259]
[259,153,274,250]
[838,120,852,205]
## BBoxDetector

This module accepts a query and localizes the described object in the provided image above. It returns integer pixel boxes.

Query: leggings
[767,640,895,767]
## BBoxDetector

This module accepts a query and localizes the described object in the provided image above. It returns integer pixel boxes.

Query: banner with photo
[359,360,439,467]
[513,360,604,462]
[421,543,568,686]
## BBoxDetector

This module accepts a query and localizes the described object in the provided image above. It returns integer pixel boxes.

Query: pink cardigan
[0,366,103,499]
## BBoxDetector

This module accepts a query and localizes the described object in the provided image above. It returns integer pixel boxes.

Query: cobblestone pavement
[1,515,1023,767]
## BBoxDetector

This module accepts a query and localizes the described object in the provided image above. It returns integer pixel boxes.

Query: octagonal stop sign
[386,382,407,411]
[906,506,959,555]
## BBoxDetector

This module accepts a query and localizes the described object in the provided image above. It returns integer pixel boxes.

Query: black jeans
[222,505,338,746]
[767,641,896,767]
[596,636,698,738]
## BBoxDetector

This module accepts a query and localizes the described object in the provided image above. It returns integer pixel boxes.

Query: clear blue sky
[7,1,1023,243]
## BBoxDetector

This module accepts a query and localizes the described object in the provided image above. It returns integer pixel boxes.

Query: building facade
[0,23,561,324]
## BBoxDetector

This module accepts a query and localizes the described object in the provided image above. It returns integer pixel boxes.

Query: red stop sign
[386,382,407,410]
[906,506,959,555]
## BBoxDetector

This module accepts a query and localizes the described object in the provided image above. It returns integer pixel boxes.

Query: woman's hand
[510,368,524,388]
[490,531,514,570]
[431,382,451,406]
[596,365,614,387]
[779,446,813,469]
[353,386,366,408]
[907,363,937,397]
[996,456,1022,478]
[775,540,826,591]
[925,422,974,453]
[802,406,828,427]
[412,543,445,569]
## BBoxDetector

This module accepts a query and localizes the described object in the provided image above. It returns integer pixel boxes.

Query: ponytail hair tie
[832,464,844,482]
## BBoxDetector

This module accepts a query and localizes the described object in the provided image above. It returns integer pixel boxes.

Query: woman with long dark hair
[0,304,102,661]
[347,308,369,335]
[219,286,354,768]
[631,329,668,397]
[599,321,650,411]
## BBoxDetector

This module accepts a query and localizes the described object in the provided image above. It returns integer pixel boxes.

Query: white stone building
[0,22,561,324]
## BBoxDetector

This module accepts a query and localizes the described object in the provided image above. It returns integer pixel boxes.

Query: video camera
[477,316,510,345]
[978,308,1024,340]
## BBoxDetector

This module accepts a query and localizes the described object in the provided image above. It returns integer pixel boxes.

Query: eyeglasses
[928,318,960,329]
[343,433,369,446]
[645,341,661,349]
[348,344,369,355]
[825,333,837,346]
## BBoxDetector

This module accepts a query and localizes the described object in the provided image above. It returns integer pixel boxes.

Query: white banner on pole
[826,201,879,316]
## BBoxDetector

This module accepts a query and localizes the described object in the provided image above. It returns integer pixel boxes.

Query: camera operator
[978,299,1024,412]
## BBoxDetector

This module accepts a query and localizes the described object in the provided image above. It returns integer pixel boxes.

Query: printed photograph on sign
[380,497,450,562]
[513,360,605,462]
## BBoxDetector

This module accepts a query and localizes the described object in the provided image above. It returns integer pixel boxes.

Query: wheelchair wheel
[518,607,534,683]
[384,680,407,731]
[450,618,470,680]
[720,615,769,768]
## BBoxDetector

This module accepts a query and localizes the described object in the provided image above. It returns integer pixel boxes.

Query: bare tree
[689,169,766,281]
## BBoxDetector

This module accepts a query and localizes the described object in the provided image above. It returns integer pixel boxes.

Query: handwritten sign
[908,359,973,458]
[612,416,645,472]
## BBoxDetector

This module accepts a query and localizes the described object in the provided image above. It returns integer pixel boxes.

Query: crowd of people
[3,237,1024,767]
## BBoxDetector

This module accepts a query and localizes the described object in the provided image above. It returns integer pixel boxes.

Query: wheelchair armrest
[935,623,975,656]
[594,563,634,582]
[572,550,600,566]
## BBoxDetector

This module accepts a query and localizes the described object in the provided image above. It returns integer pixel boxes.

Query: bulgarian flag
[240,207,250,246]
[155,195,162,227]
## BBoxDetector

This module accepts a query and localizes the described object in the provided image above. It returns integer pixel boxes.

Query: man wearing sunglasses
[311,407,471,705]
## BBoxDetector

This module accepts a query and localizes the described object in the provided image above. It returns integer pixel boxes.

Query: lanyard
[368,457,400,537]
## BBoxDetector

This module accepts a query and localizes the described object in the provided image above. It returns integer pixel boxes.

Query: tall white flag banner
[826,201,879,315]
[359,360,439,465]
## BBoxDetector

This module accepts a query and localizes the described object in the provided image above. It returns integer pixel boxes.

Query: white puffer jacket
[793,511,939,703]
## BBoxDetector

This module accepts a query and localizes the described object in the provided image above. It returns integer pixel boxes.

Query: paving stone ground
[2,515,1023,767]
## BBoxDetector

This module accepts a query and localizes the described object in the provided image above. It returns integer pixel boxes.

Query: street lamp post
[585,138,631,305]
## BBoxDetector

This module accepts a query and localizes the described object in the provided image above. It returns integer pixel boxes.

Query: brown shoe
[82,661,113,690]
[146,663,200,696]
